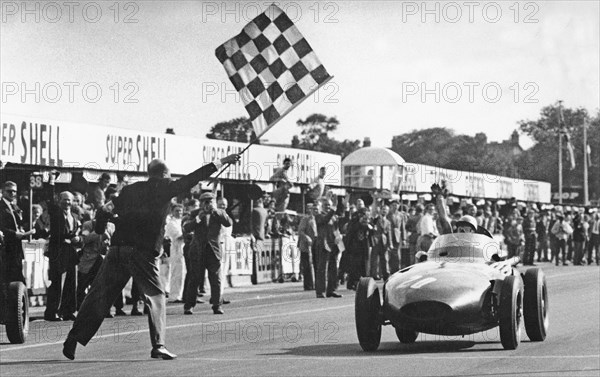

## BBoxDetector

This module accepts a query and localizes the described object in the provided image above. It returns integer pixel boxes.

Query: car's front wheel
[523,268,548,341]
[355,277,382,351]
[499,275,522,350]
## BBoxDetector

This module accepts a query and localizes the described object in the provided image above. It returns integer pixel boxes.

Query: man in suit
[45,191,82,322]
[183,192,232,315]
[0,181,35,283]
[298,203,317,290]
[315,198,341,298]
[387,200,406,275]
[63,154,240,361]
[370,204,393,280]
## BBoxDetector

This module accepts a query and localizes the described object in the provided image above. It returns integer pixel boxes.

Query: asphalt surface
[1,263,599,377]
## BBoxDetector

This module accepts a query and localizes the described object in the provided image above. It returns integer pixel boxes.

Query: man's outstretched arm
[171,154,240,195]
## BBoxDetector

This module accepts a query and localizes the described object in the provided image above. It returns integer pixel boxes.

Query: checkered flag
[215,4,332,138]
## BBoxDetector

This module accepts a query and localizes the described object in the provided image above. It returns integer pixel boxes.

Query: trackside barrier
[252,238,276,284]
[22,239,49,306]
[251,236,301,284]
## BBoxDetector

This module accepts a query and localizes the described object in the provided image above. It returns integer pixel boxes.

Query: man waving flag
[215,4,332,139]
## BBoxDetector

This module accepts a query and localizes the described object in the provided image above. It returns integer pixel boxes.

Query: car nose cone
[385,263,492,322]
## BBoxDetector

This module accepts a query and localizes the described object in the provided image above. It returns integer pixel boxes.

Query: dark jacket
[184,208,232,259]
[315,210,338,253]
[46,203,82,274]
[110,163,218,254]
[0,199,26,281]
[344,219,371,256]
[0,199,24,261]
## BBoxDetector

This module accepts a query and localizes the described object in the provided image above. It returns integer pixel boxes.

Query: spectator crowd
[1,171,599,322]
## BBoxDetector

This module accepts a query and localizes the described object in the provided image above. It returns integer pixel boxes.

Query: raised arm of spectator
[316,210,335,226]
[434,191,452,235]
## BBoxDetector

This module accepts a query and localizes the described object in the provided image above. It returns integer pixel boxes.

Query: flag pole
[558,100,563,205]
[583,118,589,206]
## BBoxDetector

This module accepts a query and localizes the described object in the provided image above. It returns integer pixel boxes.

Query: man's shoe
[213,307,224,315]
[150,346,177,360]
[115,309,127,316]
[184,308,193,315]
[316,294,325,298]
[326,292,343,298]
[63,336,77,360]
[196,299,205,304]
[44,314,62,322]
[62,313,77,321]
[222,299,231,305]
[131,308,144,316]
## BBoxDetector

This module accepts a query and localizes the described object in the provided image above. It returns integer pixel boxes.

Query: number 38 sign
[29,173,44,190]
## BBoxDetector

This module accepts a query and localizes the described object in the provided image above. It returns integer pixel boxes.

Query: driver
[430,182,517,269]
[455,215,478,234]
[431,182,492,238]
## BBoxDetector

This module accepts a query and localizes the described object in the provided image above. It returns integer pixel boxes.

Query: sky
[1,0,599,151]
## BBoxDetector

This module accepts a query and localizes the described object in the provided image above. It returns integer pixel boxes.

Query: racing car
[0,230,30,344]
[355,233,548,351]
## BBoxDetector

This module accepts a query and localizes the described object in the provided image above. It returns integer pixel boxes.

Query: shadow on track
[266,340,510,357]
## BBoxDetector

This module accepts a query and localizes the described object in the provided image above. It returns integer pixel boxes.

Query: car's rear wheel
[499,275,522,350]
[523,268,548,341]
[355,277,381,351]
[395,327,418,344]
[6,281,29,344]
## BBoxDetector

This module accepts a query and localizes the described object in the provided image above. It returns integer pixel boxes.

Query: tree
[518,103,600,202]
[291,113,361,159]
[206,117,258,143]
[390,127,519,178]
[296,114,339,146]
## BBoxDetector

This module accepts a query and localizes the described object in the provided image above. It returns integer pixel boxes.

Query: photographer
[183,192,232,315]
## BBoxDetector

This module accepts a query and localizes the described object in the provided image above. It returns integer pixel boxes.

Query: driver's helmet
[456,215,477,233]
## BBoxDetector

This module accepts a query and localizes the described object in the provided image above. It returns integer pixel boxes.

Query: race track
[1,264,599,376]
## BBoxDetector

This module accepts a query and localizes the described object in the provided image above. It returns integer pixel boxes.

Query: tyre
[355,277,382,351]
[498,275,522,350]
[523,268,548,341]
[395,327,418,344]
[6,281,29,344]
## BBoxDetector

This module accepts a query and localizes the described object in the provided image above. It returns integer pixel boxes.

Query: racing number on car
[410,277,437,289]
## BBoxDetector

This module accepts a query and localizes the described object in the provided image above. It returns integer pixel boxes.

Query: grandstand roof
[342,147,405,166]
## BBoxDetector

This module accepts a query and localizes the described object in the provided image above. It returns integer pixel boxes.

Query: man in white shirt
[551,213,573,266]
[416,204,438,252]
